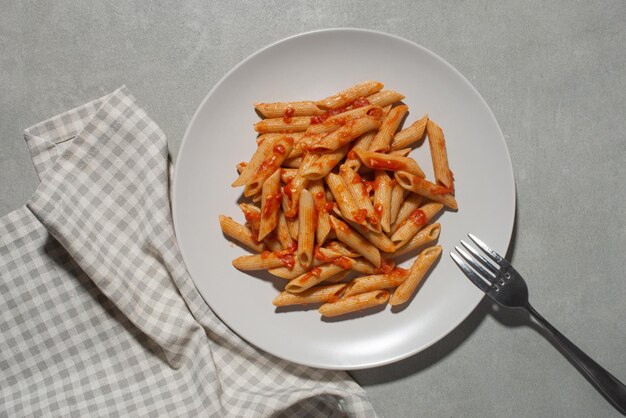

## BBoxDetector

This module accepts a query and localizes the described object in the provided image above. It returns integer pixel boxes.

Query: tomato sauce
[282,107,295,123]
[262,192,283,218]
[324,202,334,213]
[309,97,370,124]
[301,267,322,282]
[347,150,357,160]
[332,256,353,270]
[273,144,286,155]
[409,209,427,226]
[367,158,405,171]
[352,209,368,224]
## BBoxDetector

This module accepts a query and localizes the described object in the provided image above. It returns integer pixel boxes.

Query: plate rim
[172,27,517,370]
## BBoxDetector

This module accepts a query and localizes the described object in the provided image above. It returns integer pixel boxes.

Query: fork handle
[527,303,626,415]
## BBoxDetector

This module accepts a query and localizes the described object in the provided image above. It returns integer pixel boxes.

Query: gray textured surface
[1,1,625,417]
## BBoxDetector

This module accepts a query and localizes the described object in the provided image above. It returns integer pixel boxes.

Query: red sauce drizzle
[309,98,371,124]
[260,251,272,259]
[243,209,261,224]
[352,209,368,224]
[364,180,376,194]
[283,181,293,196]
[324,202,335,213]
[257,155,278,176]
[387,267,409,280]
[282,107,295,123]
[332,256,352,270]
[287,240,298,253]
[301,267,322,282]
[262,191,283,218]
[374,203,383,217]
[347,150,358,160]
[376,259,395,274]
[274,144,286,155]
[409,209,427,226]
[367,158,405,171]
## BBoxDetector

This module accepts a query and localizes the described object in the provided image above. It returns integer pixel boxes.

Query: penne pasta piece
[219,215,265,253]
[329,215,381,267]
[300,146,349,180]
[323,240,360,258]
[232,250,295,271]
[319,290,390,317]
[285,263,346,293]
[239,203,262,237]
[394,223,441,257]
[284,161,311,217]
[297,189,316,268]
[258,169,282,240]
[306,105,383,135]
[366,90,405,107]
[339,165,380,232]
[325,173,364,226]
[369,105,408,152]
[281,194,299,239]
[272,283,347,306]
[346,219,396,253]
[390,193,423,234]
[350,258,378,275]
[276,210,296,250]
[355,149,425,178]
[316,80,384,109]
[269,256,325,280]
[343,268,409,297]
[389,183,407,225]
[390,114,429,150]
[390,245,442,306]
[309,180,332,245]
[373,170,393,233]
[256,132,304,146]
[286,133,324,159]
[263,236,283,252]
[426,119,454,189]
[394,171,457,209]
[253,116,311,133]
[344,131,376,170]
[233,135,294,195]
[389,148,412,157]
[311,116,383,152]
[390,202,444,248]
[255,101,324,118]
[280,168,298,183]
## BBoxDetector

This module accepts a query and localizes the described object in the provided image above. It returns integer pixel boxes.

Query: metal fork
[451,233,626,415]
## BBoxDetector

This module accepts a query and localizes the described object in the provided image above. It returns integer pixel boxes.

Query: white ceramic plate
[173,28,515,370]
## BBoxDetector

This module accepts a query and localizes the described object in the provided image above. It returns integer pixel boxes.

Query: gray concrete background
[1,1,625,417]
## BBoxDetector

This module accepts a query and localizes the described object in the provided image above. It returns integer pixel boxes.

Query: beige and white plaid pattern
[0,87,375,417]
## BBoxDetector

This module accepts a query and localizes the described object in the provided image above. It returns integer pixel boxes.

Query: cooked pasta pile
[220,81,457,317]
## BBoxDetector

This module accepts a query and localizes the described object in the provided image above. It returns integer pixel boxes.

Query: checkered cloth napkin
[0,87,375,417]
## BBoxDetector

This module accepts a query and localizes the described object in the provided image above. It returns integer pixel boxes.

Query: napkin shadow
[351,200,521,384]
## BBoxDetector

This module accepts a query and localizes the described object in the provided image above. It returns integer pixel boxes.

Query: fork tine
[467,233,511,269]
[460,240,499,275]
[450,252,492,293]
[455,246,497,283]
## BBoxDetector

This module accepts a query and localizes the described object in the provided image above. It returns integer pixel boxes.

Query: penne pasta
[389,148,412,157]
[355,149,425,178]
[285,263,346,293]
[256,132,304,146]
[394,223,441,257]
[323,270,352,284]
[300,146,349,180]
[319,290,390,317]
[390,193,423,234]
[339,165,380,232]
[258,169,282,240]
[394,171,457,209]
[311,116,382,152]
[390,202,444,248]
[344,131,376,170]
[323,240,360,258]
[390,114,429,150]
[232,135,294,195]
[366,90,405,107]
[297,189,315,268]
[346,219,396,253]
[232,250,295,271]
[343,268,409,297]
[390,245,442,306]
[389,183,407,225]
[276,210,296,250]
[373,170,393,233]
[281,194,299,239]
[254,116,311,133]
[325,172,363,226]
[263,236,283,252]
[309,180,332,245]
[426,119,454,189]
[272,283,347,306]
[306,105,383,135]
[280,168,298,183]
[369,105,408,153]
[329,216,381,267]
[316,80,384,109]
[219,215,265,253]
[269,256,326,280]
[282,156,302,168]
[255,101,324,118]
